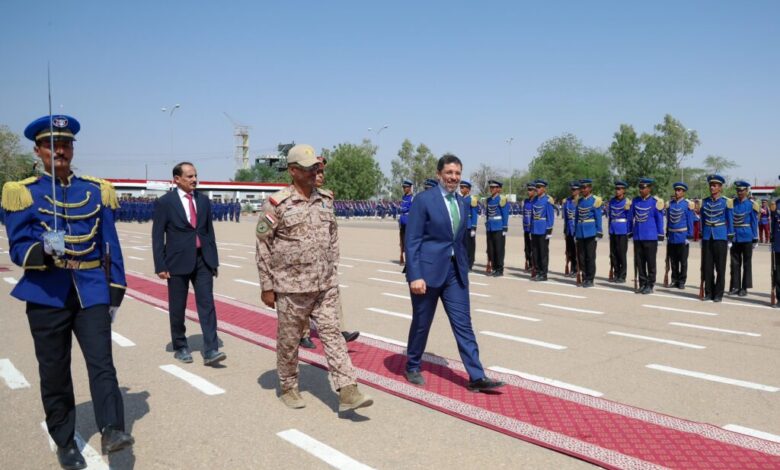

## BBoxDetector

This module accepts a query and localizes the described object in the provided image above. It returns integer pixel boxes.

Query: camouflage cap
[287,144,318,167]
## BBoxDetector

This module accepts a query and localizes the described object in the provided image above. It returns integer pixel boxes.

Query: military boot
[280,388,306,409]
[338,384,373,412]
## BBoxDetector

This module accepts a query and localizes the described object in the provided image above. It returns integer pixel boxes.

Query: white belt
[611,218,627,223]
[490,216,502,220]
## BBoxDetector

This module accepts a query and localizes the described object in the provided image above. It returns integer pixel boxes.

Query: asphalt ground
[1,216,778,469]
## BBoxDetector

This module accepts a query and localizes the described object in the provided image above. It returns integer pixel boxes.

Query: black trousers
[609,235,628,281]
[168,252,220,353]
[773,252,780,301]
[702,239,728,299]
[668,243,690,287]
[464,230,476,269]
[531,234,550,276]
[576,237,597,282]
[729,242,753,290]
[565,235,578,274]
[523,232,533,269]
[634,241,658,288]
[486,230,505,273]
[26,286,124,447]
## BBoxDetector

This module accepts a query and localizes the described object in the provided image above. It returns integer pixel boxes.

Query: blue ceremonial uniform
[729,192,760,294]
[3,174,126,308]
[485,194,509,232]
[701,196,734,241]
[530,190,555,279]
[563,196,578,237]
[607,195,632,283]
[701,184,734,300]
[522,195,534,270]
[485,185,509,275]
[771,199,780,305]
[399,193,413,227]
[574,195,603,239]
[732,197,759,243]
[666,198,694,244]
[608,197,632,235]
[630,195,665,241]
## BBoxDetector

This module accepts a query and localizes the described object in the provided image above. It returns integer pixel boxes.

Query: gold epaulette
[80,175,119,209]
[726,197,733,209]
[499,195,507,207]
[752,200,761,213]
[655,196,664,211]
[1,176,38,211]
[625,198,632,208]
[470,196,478,208]
[269,186,293,206]
[687,199,695,210]
[594,196,603,208]
[549,196,556,205]
[771,201,777,211]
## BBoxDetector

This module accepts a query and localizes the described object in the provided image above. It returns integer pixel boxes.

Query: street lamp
[368,124,389,156]
[506,137,514,197]
[161,104,181,160]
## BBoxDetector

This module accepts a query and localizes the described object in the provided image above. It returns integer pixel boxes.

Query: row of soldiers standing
[396,174,780,306]
[114,197,242,223]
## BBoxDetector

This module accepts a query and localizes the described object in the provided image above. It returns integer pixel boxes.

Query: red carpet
[127,273,780,469]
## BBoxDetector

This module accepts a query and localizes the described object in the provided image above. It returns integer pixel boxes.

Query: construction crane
[223,112,251,170]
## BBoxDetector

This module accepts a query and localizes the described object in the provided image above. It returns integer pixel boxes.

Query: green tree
[389,139,438,199]
[0,125,36,191]
[320,140,383,200]
[233,162,290,184]
[527,134,611,202]
[702,155,738,175]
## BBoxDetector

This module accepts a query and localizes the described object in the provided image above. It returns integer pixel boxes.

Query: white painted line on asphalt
[377,269,403,276]
[221,263,241,268]
[723,424,780,443]
[361,332,407,347]
[125,295,136,301]
[470,281,489,286]
[608,331,705,349]
[538,303,604,315]
[646,364,779,392]
[341,256,396,266]
[215,293,237,300]
[40,421,108,468]
[127,256,145,261]
[369,277,406,285]
[642,304,718,316]
[228,255,248,260]
[130,246,149,251]
[159,364,226,395]
[528,289,586,299]
[365,307,412,320]
[154,307,168,314]
[480,331,567,350]
[277,429,375,470]
[469,292,490,298]
[488,366,603,397]
[338,263,354,268]
[475,309,541,322]
[0,358,30,389]
[669,322,761,337]
[382,292,411,301]
[3,277,18,285]
[111,332,136,347]
[235,279,261,287]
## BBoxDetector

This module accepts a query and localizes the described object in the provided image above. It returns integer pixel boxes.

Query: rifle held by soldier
[663,242,670,288]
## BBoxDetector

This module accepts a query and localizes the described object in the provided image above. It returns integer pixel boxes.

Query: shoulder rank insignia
[655,197,664,211]
[593,196,603,208]
[317,187,334,199]
[1,176,38,211]
[625,198,632,208]
[80,175,119,209]
[269,186,293,207]
[499,195,507,207]
[726,197,734,209]
[470,196,478,208]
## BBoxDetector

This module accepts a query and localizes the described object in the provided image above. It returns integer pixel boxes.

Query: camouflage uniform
[255,185,356,392]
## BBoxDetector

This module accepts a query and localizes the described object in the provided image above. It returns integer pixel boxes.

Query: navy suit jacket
[404,186,469,288]
[152,189,219,275]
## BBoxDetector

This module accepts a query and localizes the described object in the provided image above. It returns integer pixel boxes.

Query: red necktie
[186,193,201,248]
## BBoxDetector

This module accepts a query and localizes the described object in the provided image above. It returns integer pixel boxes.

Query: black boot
[56,441,86,470]
[101,426,134,454]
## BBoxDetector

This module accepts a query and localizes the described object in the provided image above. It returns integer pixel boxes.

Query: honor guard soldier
[2,115,134,469]
[700,174,734,302]
[607,180,632,283]
[522,183,536,272]
[562,181,580,277]
[530,179,555,281]
[459,180,479,270]
[574,179,603,286]
[424,178,438,190]
[728,180,759,296]
[629,178,665,294]
[485,180,509,276]
[399,180,414,265]
[771,198,779,307]
[666,182,694,289]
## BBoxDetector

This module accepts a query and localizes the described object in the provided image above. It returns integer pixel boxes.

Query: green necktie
[446,193,460,236]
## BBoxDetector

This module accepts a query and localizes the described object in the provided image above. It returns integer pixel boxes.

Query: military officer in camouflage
[2,115,133,469]
[255,144,372,412]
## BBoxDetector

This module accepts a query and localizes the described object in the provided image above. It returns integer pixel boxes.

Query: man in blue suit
[403,154,504,392]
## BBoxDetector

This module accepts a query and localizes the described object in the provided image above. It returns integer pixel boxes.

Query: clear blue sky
[2,0,778,185]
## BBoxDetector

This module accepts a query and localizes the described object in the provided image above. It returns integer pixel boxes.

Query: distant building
[107,178,287,203]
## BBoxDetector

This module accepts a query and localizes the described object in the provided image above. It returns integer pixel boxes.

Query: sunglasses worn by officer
[291,163,319,173]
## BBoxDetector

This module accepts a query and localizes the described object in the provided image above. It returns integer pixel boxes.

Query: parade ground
[1,217,779,469]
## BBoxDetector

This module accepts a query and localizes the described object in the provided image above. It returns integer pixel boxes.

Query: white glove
[728,242,733,249]
[685,239,690,245]
[752,243,758,250]
[470,229,476,238]
[545,234,552,240]
[43,241,53,255]
[109,306,119,323]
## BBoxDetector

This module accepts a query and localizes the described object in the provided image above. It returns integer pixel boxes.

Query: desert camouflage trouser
[301,288,346,339]
[276,287,356,392]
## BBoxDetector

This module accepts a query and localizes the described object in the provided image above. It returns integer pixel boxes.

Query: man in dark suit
[404,154,504,392]
[152,162,225,365]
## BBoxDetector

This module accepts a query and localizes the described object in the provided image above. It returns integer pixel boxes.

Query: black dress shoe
[467,378,505,392]
[738,289,747,297]
[727,288,739,296]
[101,426,134,454]
[642,286,654,295]
[492,271,504,277]
[677,282,686,289]
[582,280,593,288]
[57,441,86,470]
[203,349,226,366]
[616,278,626,284]
[713,296,723,303]
[173,347,193,364]
[342,331,360,342]
[537,275,548,281]
[405,370,425,386]
[299,337,316,349]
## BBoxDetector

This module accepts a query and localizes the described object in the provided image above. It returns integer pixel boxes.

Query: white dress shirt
[177,188,197,221]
